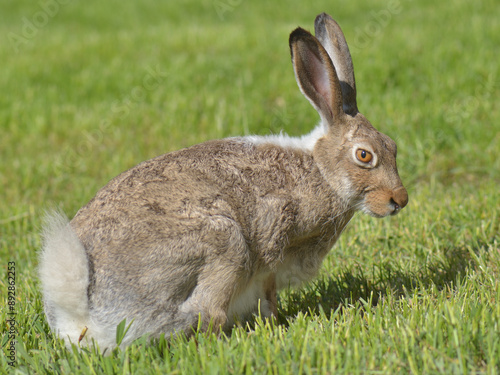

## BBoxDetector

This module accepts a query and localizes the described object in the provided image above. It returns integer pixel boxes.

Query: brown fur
[39,13,408,350]
[70,140,350,334]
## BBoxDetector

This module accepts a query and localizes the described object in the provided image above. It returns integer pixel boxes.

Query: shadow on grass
[276,246,476,324]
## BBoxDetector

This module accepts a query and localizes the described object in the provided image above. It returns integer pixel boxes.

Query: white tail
[39,211,90,345]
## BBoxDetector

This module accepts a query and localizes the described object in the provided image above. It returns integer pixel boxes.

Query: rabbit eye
[356,149,373,163]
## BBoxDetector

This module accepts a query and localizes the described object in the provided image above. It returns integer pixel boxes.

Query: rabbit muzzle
[389,186,409,215]
[362,184,408,218]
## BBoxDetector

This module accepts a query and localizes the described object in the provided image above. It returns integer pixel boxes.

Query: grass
[1,0,499,373]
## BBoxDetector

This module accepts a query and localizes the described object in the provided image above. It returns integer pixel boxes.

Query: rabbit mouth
[390,200,404,216]
[362,206,389,218]
[361,194,407,218]
[360,198,402,219]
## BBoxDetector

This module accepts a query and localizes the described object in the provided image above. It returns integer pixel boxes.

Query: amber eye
[356,149,373,163]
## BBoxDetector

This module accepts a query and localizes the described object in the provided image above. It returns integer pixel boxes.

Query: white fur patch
[39,211,90,346]
[242,123,326,151]
[275,255,323,289]
[226,273,272,324]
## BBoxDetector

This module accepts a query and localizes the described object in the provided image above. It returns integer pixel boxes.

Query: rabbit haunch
[39,13,407,351]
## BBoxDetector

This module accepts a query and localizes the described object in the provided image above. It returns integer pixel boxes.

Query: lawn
[1,0,499,373]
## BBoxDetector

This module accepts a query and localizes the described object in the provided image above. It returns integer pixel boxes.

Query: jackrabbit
[39,13,408,350]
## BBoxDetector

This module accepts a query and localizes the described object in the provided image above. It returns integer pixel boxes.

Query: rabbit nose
[391,186,408,214]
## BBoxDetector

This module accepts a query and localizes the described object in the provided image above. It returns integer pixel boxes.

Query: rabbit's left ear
[314,13,358,115]
[289,27,345,131]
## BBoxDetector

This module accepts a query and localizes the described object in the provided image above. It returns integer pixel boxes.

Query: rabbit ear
[289,27,345,129]
[314,13,358,115]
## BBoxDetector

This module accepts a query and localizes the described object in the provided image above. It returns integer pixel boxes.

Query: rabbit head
[290,13,408,217]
